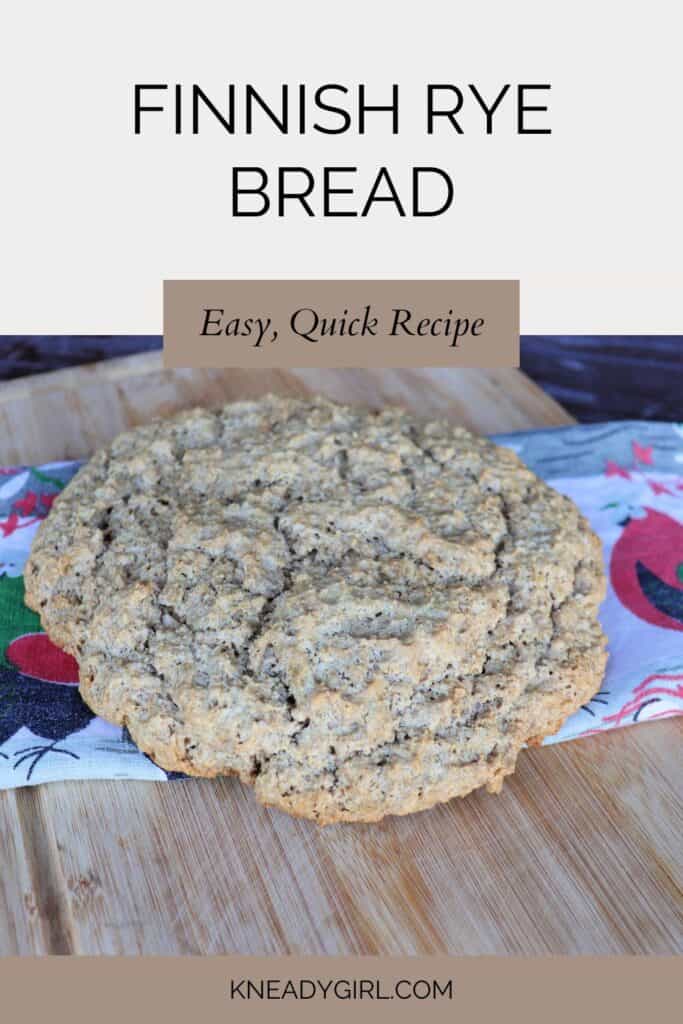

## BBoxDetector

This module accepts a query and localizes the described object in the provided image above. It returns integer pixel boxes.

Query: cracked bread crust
[25,396,607,824]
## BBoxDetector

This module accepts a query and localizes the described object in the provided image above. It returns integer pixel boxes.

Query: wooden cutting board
[0,355,680,955]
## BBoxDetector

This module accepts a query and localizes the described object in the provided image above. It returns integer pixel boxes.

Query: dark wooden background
[0,336,680,423]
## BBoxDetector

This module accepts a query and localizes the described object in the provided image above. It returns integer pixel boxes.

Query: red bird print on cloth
[605,461,631,480]
[631,441,654,466]
[6,633,79,685]
[610,508,683,632]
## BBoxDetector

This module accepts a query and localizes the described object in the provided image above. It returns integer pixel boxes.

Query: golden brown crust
[25,396,607,824]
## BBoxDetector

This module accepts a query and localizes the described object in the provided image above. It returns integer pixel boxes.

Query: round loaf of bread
[25,395,607,823]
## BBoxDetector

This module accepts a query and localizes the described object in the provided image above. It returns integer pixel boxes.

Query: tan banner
[163,280,519,368]
[0,957,678,1023]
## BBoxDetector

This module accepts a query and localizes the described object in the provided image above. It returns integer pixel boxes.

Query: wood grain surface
[4,335,683,424]
[0,355,680,956]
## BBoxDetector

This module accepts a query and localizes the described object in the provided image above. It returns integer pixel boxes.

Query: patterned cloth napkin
[1,420,681,789]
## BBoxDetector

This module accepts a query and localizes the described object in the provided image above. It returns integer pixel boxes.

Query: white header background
[1,0,680,333]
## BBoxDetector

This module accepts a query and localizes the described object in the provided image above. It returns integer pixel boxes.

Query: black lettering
[323,167,357,216]
[297,83,306,133]
[134,84,167,134]
[377,980,392,1000]
[468,84,510,134]
[361,167,405,217]
[395,979,412,1000]
[291,307,320,342]
[413,980,432,1000]
[174,84,182,134]
[334,980,353,1000]
[200,308,224,335]
[412,167,454,216]
[360,305,378,334]
[517,84,552,134]
[299,980,316,1000]
[192,85,235,134]
[314,84,352,134]
[232,167,270,216]
[358,84,399,134]
[427,85,464,134]
[278,167,315,216]
[390,308,414,335]
[245,84,288,133]
[449,319,471,347]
